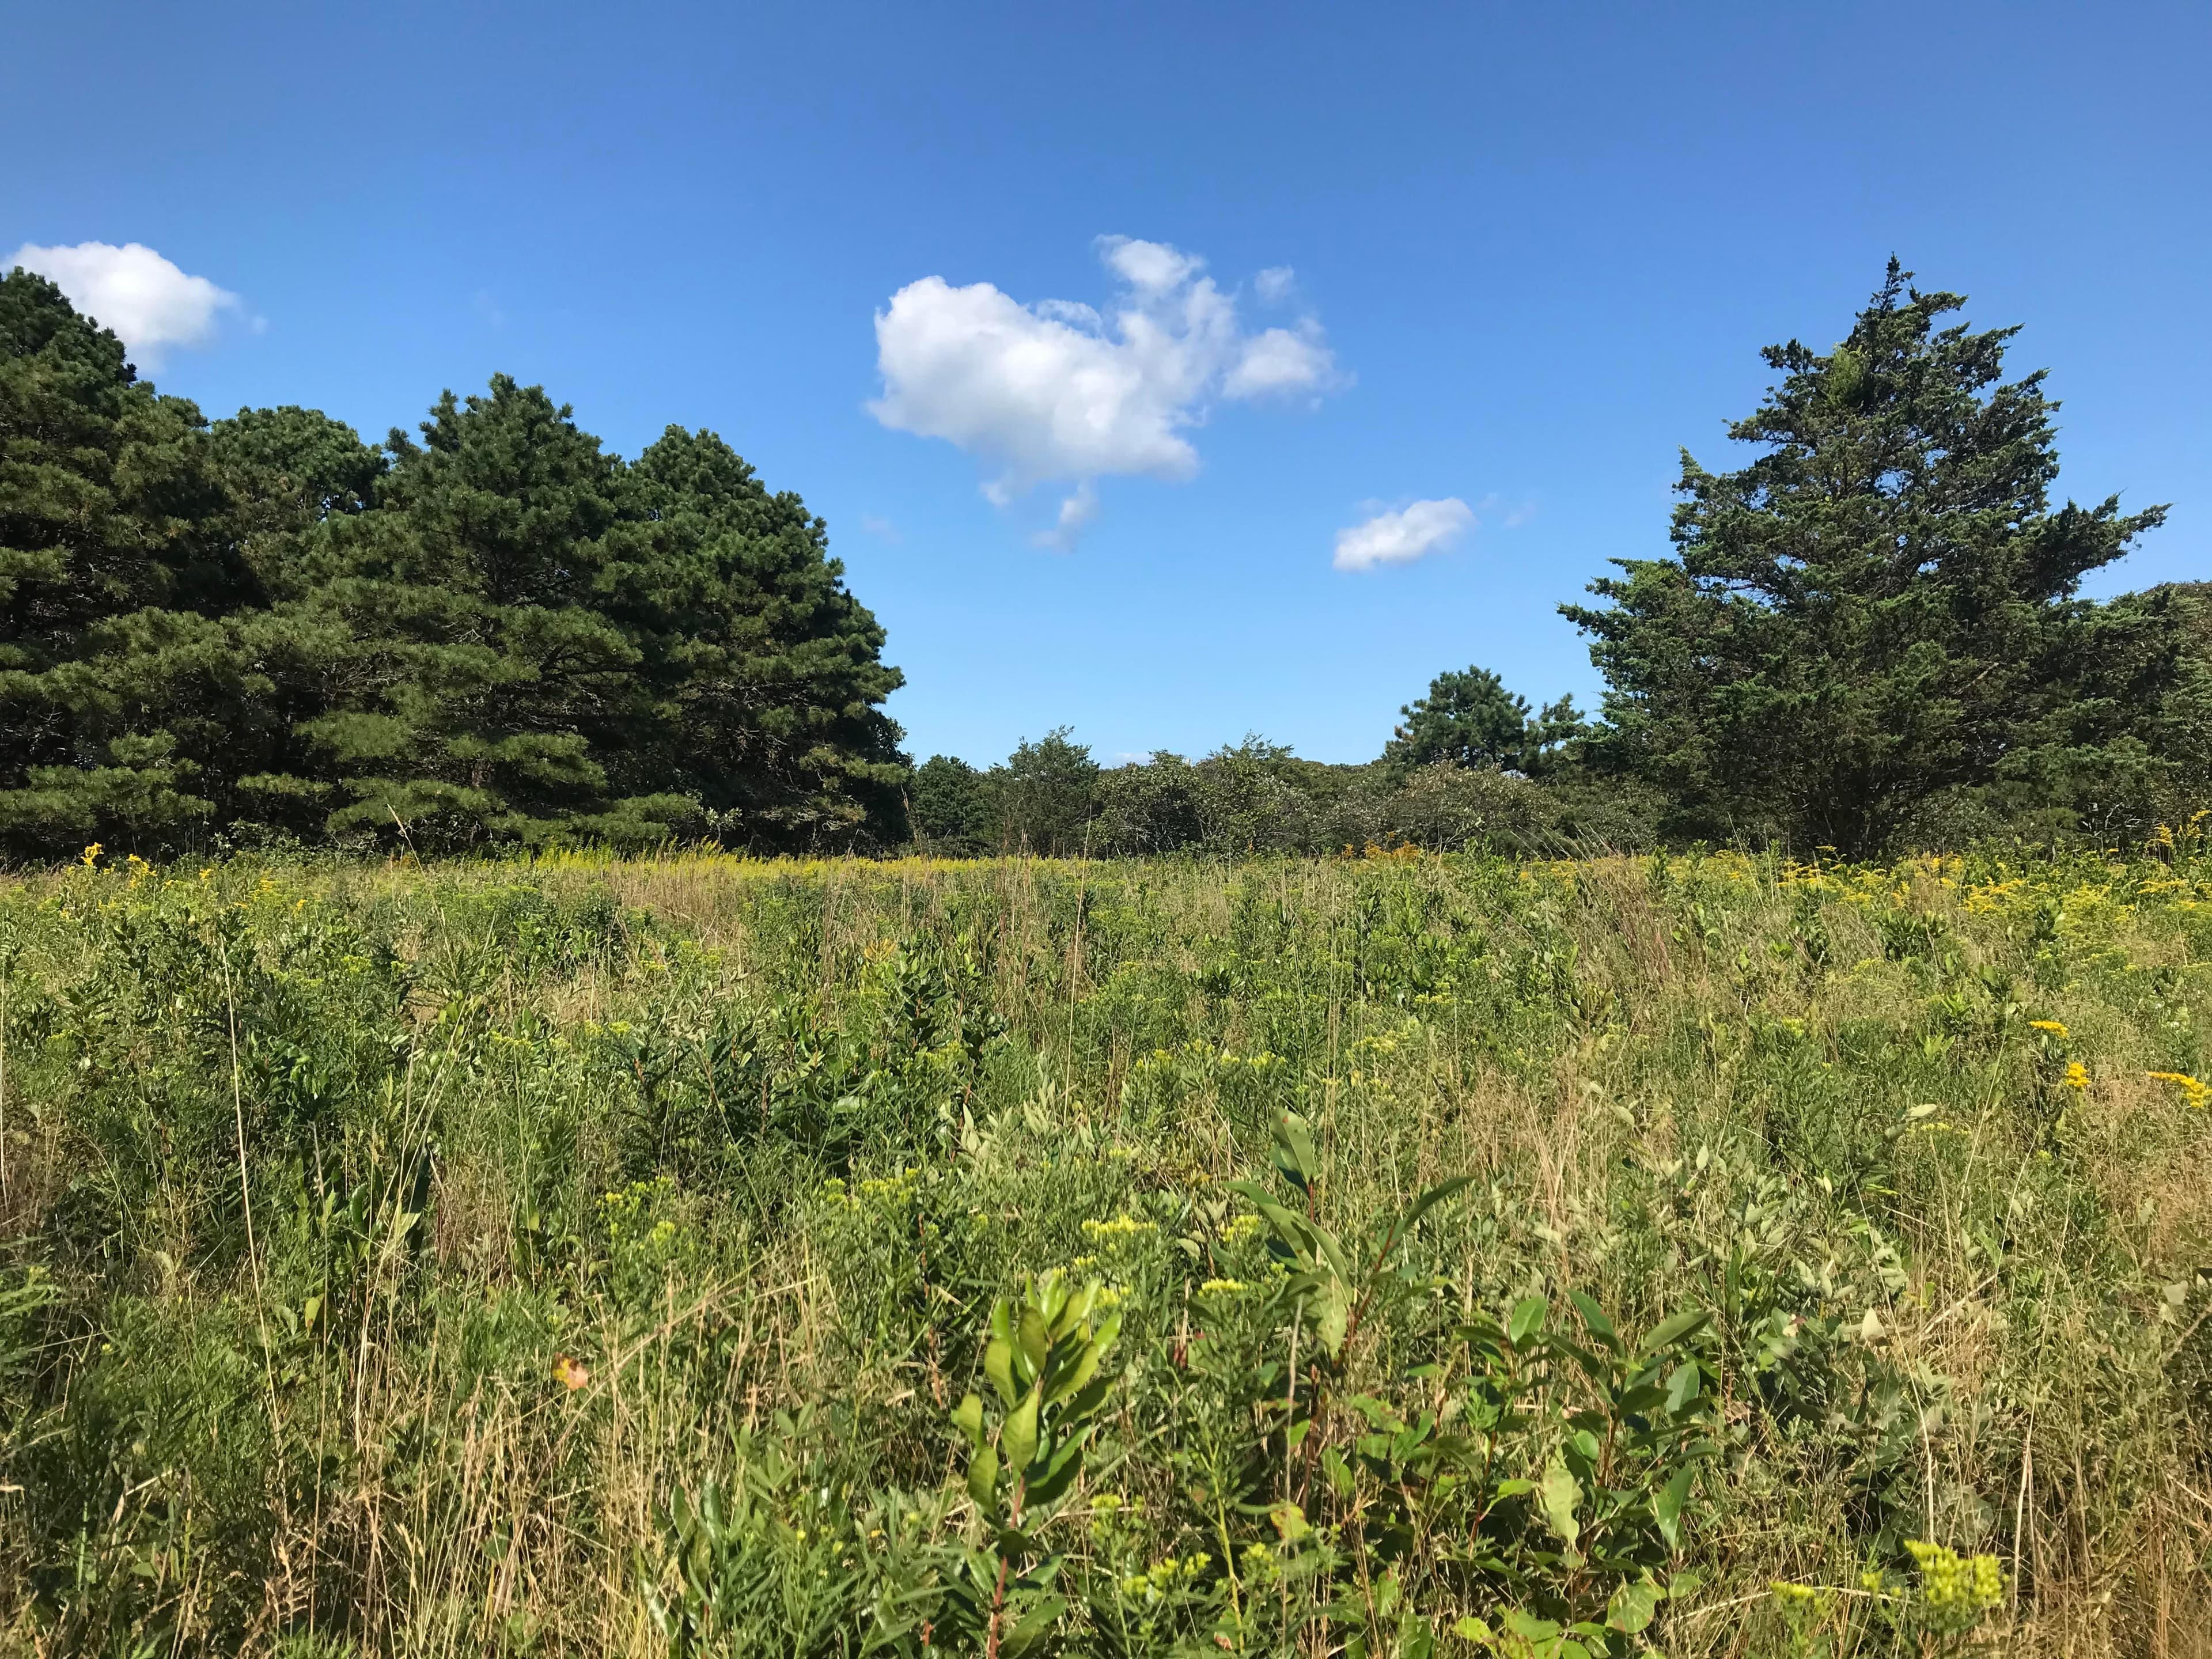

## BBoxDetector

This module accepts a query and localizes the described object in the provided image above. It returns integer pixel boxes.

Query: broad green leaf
[1606,1579,1661,1634]
[1313,1224,1354,1286]
[1654,1463,1694,1550]
[985,1336,1018,1407]
[1024,1434,1087,1506]
[1618,1383,1668,1418]
[1003,1383,1041,1474]
[1665,1359,1702,1416]
[1567,1289,1620,1352]
[1000,1593,1068,1659]
[1453,1616,1493,1642]
[1503,1609,1560,1639]
[1051,1280,1096,1340]
[1400,1174,1476,1234]
[1638,1308,1711,1355]
[967,1442,999,1507]
[1050,1335,1103,1407]
[1509,1296,1550,1347]
[1275,1110,1320,1191]
[1317,1278,1351,1359]
[1089,1306,1122,1362]
[951,1392,984,1448]
[1538,1456,1580,1549]
[1063,1376,1114,1421]
[1016,1306,1050,1379]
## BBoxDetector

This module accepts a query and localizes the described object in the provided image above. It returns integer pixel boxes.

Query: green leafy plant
[943,1270,1123,1656]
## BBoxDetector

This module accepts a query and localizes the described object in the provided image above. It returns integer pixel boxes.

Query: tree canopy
[7,257,2202,866]
[1563,260,2169,853]
[0,270,908,858]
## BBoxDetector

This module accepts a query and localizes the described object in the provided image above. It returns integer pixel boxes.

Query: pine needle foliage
[1563,261,2168,854]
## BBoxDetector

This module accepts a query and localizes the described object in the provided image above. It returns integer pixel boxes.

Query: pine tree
[1563,261,2165,853]
[0,270,256,853]
[628,427,908,849]
[1384,667,1531,774]
[297,377,696,849]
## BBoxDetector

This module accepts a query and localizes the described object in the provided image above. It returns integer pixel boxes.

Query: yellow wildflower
[2146,1071,2210,1109]
[1081,1214,1156,1241]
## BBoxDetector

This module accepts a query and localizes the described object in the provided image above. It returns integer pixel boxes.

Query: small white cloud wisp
[1333,498,1476,572]
[869,236,1342,547]
[7,241,241,364]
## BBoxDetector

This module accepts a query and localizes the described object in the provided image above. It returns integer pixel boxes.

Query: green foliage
[3,783,2211,1655]
[1385,666,1533,775]
[912,755,1001,855]
[0,276,909,859]
[942,1271,1123,1655]
[1382,668,1586,783]
[628,427,908,848]
[994,730,1101,857]
[1564,260,2172,854]
[0,270,252,849]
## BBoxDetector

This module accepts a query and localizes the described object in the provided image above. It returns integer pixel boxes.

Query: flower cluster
[1903,1539,2005,1630]
[1120,1551,1210,1601]
[1082,1214,1157,1247]
[2146,1070,2210,1109]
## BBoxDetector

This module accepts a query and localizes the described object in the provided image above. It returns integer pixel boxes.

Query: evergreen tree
[909,755,999,854]
[993,729,1099,855]
[1563,262,2165,852]
[628,427,908,849]
[206,405,389,839]
[297,377,696,848]
[0,270,255,852]
[1384,666,1585,778]
[1385,666,1529,774]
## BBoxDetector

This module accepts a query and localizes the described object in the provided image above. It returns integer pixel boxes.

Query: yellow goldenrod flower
[2146,1071,2210,1108]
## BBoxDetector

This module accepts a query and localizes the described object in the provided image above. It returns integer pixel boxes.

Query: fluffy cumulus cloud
[7,241,241,363]
[870,237,1341,544]
[1332,498,1476,571]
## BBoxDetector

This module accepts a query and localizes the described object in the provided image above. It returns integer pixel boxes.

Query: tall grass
[0,844,2206,1656]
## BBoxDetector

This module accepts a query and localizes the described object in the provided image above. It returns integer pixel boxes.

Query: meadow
[0,843,2207,1657]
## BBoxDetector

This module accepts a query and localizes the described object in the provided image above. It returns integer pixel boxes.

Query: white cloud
[1253,266,1297,305]
[1225,321,1335,399]
[7,241,240,363]
[1032,482,1099,552]
[869,236,1342,545]
[1333,498,1476,571]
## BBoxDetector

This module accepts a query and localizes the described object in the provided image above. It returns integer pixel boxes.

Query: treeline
[6,259,2209,862]
[923,262,2212,859]
[1,270,905,858]
[908,713,1653,860]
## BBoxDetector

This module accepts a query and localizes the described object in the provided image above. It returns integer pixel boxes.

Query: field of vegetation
[0,843,2207,1657]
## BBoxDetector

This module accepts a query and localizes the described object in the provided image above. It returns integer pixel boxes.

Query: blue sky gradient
[6,1,2206,764]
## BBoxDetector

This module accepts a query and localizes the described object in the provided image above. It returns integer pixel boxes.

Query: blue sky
[6,1,2207,766]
